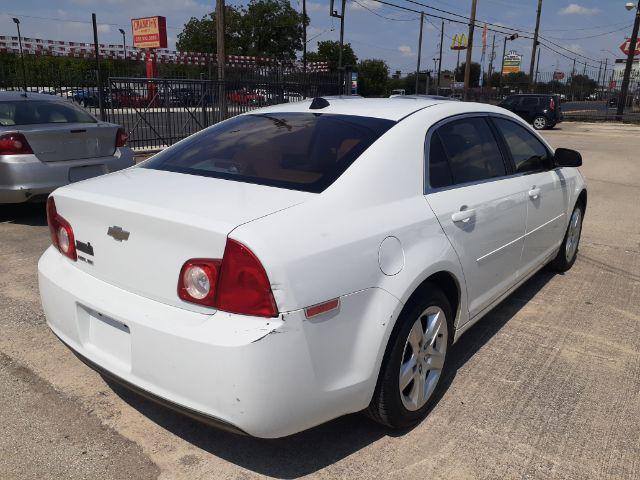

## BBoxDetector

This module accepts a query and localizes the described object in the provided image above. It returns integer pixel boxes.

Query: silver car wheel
[533,116,547,130]
[565,208,582,263]
[399,306,448,411]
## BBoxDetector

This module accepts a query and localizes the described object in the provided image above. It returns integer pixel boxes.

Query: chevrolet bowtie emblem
[107,226,130,242]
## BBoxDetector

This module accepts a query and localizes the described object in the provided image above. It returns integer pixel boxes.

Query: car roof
[244,96,511,122]
[0,91,69,102]
[246,96,454,121]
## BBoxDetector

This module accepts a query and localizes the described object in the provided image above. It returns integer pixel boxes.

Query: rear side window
[435,117,507,185]
[494,118,549,173]
[142,113,395,193]
[501,96,520,108]
[521,97,539,107]
[0,100,96,126]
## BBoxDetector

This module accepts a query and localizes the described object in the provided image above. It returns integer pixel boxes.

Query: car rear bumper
[0,147,134,204]
[38,247,400,438]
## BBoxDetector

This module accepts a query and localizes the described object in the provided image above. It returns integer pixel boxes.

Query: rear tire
[367,284,452,429]
[533,115,547,130]
[550,203,584,272]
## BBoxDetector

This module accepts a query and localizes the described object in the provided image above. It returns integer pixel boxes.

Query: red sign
[131,16,167,49]
[619,38,640,56]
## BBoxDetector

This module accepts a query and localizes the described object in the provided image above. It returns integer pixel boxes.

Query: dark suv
[499,94,562,130]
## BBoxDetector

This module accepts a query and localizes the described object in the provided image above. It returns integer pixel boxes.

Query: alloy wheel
[565,208,582,263]
[399,306,448,411]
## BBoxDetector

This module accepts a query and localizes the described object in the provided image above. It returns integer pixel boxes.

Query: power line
[350,0,418,21]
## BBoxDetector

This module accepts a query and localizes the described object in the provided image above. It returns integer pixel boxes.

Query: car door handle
[451,208,476,223]
[528,187,541,199]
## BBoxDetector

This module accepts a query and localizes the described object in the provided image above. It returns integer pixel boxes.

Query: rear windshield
[0,100,96,126]
[142,112,395,193]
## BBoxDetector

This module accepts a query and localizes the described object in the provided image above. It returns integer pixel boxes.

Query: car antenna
[309,97,330,110]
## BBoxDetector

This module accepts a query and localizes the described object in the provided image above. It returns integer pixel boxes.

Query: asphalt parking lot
[1,121,638,480]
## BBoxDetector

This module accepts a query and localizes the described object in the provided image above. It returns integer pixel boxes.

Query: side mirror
[554,148,582,167]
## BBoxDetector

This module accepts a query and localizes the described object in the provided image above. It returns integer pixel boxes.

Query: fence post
[91,13,105,120]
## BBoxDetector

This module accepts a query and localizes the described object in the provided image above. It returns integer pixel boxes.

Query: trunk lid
[21,122,118,162]
[53,168,311,312]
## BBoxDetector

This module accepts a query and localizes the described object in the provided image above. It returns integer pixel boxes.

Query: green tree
[176,6,244,54]
[568,74,597,99]
[454,62,481,87]
[357,59,389,97]
[306,41,358,70]
[241,0,306,61]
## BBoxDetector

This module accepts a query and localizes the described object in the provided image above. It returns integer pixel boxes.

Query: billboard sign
[131,16,168,49]
[502,50,522,74]
[451,33,468,51]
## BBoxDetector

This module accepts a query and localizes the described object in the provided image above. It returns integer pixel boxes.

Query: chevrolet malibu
[0,91,133,204]
[38,97,586,438]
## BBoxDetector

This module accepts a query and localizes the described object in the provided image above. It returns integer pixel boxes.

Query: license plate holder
[68,164,105,183]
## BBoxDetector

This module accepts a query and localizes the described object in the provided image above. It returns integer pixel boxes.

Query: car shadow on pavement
[108,268,556,479]
[0,203,47,226]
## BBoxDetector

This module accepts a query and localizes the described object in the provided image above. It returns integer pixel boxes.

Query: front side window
[494,118,549,173]
[435,117,507,185]
[142,113,395,193]
[0,100,96,126]
[501,96,520,108]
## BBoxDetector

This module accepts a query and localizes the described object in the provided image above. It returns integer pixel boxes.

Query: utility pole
[534,47,541,88]
[617,0,640,119]
[302,0,307,72]
[119,28,126,61]
[602,57,608,89]
[570,57,576,101]
[437,20,444,92]
[91,13,104,119]
[487,34,496,86]
[596,59,602,89]
[528,0,542,90]
[415,12,424,95]
[582,61,587,76]
[216,0,226,121]
[463,0,478,99]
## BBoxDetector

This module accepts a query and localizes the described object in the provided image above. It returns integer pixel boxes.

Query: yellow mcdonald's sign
[451,33,468,50]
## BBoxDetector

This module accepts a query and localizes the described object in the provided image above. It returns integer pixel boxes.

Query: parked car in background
[0,92,134,204]
[499,94,562,130]
[39,97,586,438]
[227,88,264,105]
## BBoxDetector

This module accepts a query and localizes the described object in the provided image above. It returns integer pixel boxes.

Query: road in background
[0,122,639,479]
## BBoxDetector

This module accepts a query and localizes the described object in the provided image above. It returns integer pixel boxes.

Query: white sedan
[38,97,586,438]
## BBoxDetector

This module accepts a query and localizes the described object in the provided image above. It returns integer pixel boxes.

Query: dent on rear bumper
[38,247,402,438]
[0,147,134,204]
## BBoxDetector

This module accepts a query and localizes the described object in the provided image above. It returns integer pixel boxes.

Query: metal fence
[0,55,344,149]
[104,72,342,149]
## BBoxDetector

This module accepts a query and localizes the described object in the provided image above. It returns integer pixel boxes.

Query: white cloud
[350,0,383,11]
[558,3,600,15]
[398,45,414,57]
[306,2,325,13]
[97,24,111,34]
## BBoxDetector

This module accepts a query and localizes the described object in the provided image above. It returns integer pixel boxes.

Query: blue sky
[0,0,636,75]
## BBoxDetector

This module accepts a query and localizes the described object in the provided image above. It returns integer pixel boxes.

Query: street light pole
[437,20,444,92]
[119,28,126,61]
[302,0,307,72]
[12,18,27,94]
[617,0,640,119]
[415,12,424,95]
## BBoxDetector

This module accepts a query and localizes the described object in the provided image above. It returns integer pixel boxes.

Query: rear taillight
[178,259,221,306]
[115,128,128,147]
[177,239,278,317]
[46,197,77,261]
[549,97,555,111]
[0,132,33,155]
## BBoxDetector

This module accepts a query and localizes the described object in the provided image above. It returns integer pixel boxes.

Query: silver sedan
[0,91,134,204]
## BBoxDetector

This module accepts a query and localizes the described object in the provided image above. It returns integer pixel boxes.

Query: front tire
[533,115,547,130]
[550,203,584,272]
[367,285,452,429]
